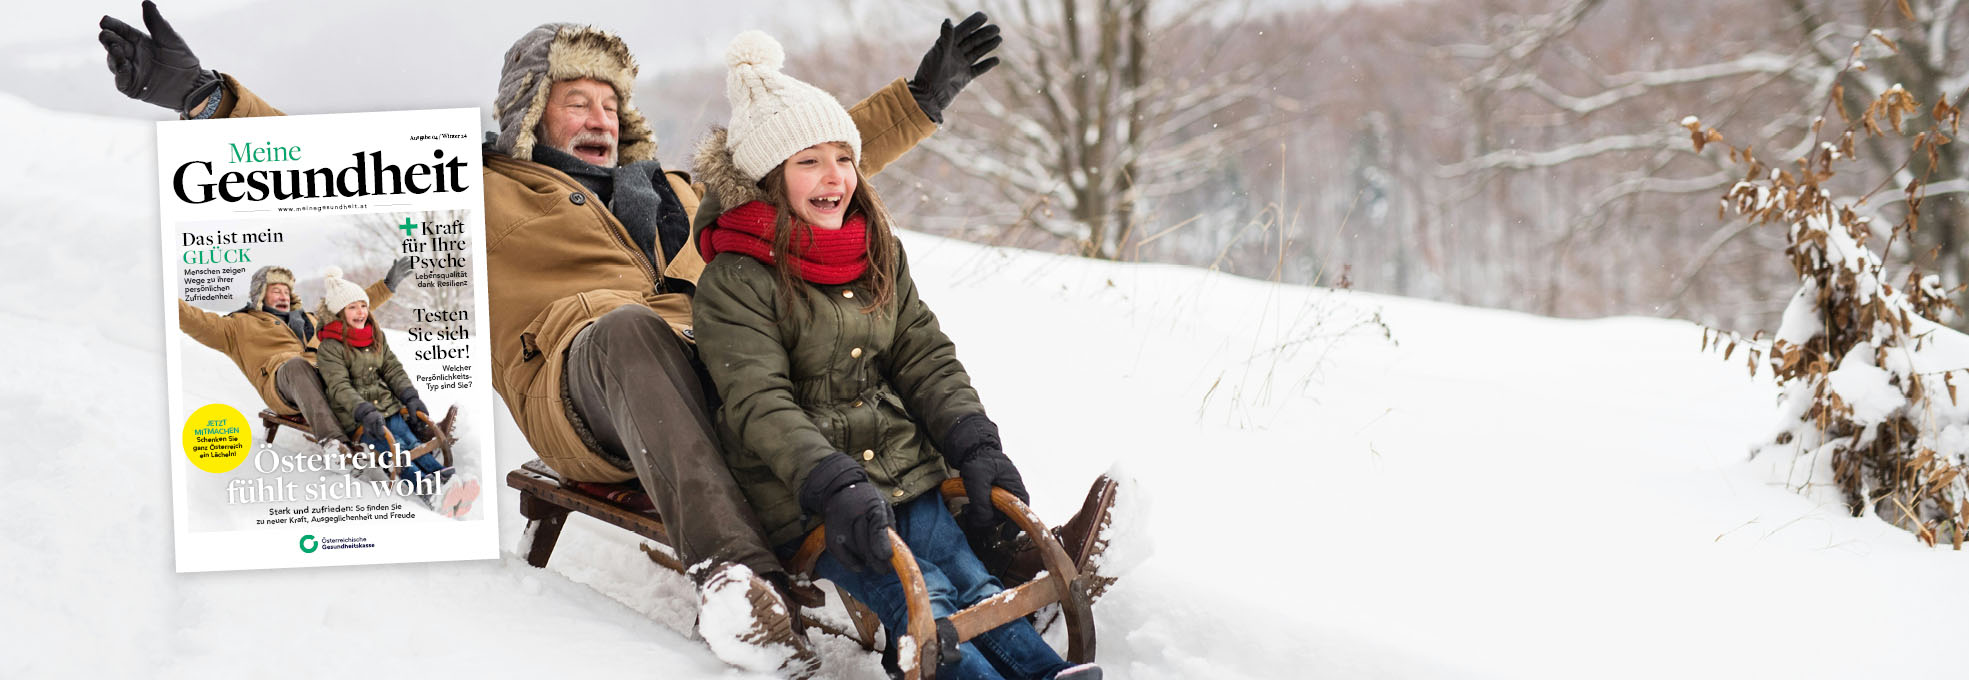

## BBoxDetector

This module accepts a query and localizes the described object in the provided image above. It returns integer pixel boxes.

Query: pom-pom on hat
[319,266,370,321]
[722,31,862,182]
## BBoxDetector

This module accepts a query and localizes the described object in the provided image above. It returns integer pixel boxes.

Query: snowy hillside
[2,92,1964,679]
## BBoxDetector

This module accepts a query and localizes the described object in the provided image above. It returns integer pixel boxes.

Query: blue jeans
[813,494,1072,680]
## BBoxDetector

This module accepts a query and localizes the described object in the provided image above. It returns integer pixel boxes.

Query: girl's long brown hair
[757,156,899,320]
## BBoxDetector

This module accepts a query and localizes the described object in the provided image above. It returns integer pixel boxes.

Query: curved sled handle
[784,483,1096,676]
[381,429,407,476]
[937,479,1094,663]
[936,479,1081,587]
[884,528,940,680]
[787,526,941,679]
[345,425,405,479]
[407,408,454,468]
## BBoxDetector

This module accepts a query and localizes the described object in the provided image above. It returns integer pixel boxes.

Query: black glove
[944,414,1029,529]
[98,1,221,113]
[800,453,895,573]
[384,256,415,292]
[957,448,1029,529]
[397,387,427,418]
[353,402,389,445]
[907,11,1002,124]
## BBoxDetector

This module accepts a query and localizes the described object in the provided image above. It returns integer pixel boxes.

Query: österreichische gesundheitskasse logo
[298,534,318,553]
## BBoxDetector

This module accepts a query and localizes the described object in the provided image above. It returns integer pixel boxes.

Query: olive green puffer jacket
[316,325,416,437]
[693,246,986,547]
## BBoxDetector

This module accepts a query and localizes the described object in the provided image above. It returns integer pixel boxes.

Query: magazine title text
[171,143,470,205]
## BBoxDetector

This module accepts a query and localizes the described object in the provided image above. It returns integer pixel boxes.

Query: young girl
[315,268,477,518]
[691,32,1100,680]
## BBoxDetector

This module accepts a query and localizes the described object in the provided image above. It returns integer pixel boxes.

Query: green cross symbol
[396,217,418,238]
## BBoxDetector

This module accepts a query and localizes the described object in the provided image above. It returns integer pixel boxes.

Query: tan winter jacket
[177,277,393,415]
[213,74,936,481]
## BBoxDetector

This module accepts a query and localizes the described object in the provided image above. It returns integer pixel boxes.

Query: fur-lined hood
[491,23,658,164]
[690,127,771,234]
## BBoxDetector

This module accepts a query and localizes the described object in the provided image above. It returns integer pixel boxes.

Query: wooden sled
[259,407,456,477]
[507,459,1108,680]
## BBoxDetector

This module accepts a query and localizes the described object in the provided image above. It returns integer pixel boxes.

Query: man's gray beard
[540,125,618,168]
[549,141,616,168]
[576,143,617,169]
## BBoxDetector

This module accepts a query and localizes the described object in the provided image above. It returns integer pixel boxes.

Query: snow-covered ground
[3,92,1965,679]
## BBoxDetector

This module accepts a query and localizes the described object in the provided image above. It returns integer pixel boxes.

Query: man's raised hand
[99,1,219,112]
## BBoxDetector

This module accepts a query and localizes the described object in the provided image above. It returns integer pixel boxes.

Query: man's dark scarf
[530,145,693,272]
[260,303,313,344]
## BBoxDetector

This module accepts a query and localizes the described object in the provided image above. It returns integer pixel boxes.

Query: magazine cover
[156,107,497,572]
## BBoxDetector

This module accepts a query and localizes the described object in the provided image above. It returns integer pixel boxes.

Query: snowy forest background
[645,0,1969,334]
[20,0,1969,334]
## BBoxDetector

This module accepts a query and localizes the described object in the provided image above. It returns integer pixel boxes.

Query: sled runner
[507,459,1115,679]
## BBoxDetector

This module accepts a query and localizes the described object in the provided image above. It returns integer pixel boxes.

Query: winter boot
[437,404,459,440]
[1000,474,1122,601]
[349,461,390,485]
[320,437,352,463]
[318,438,353,470]
[692,561,820,679]
[765,570,828,610]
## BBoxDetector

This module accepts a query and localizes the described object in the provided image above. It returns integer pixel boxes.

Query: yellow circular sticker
[183,403,253,473]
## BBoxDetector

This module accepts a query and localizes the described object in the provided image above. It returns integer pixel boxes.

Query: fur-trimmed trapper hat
[240,265,297,313]
[491,23,658,164]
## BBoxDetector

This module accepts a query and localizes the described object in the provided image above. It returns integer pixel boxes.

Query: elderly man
[177,263,409,455]
[102,3,1001,675]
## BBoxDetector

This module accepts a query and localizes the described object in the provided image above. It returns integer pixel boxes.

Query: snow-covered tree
[1698,55,1969,544]
[1454,0,1969,328]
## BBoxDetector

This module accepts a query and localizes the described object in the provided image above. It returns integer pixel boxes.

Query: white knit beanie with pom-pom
[319,266,370,321]
[723,30,862,182]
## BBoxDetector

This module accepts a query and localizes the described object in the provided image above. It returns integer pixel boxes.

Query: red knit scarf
[699,201,869,284]
[319,320,376,348]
